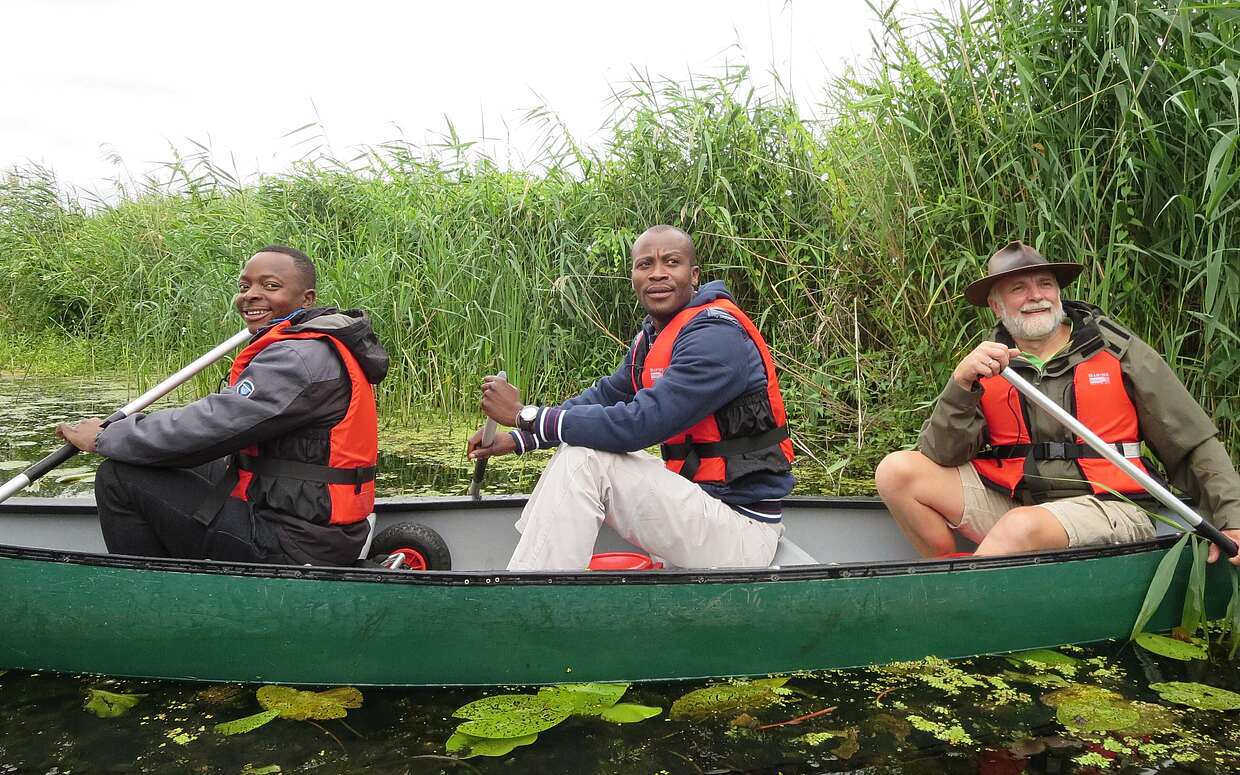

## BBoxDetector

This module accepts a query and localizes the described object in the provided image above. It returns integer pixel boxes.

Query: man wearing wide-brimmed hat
[875,240,1240,564]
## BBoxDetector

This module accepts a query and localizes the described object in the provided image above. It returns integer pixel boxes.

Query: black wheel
[369,522,452,571]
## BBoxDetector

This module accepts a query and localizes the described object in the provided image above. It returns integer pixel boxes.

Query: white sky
[1,0,947,198]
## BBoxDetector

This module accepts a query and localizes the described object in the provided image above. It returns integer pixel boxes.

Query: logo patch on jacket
[1087,372,1110,385]
[648,368,665,382]
[235,378,255,397]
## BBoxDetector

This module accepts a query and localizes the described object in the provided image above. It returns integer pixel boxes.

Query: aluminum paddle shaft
[0,328,252,504]
[1001,367,1237,557]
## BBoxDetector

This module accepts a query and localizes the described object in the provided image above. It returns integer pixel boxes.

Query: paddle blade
[0,443,81,504]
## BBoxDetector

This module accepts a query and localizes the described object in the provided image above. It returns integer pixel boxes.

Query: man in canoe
[467,225,795,570]
[876,240,1240,564]
[56,245,389,566]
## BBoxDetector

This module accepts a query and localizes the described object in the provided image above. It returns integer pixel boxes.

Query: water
[2,375,1238,774]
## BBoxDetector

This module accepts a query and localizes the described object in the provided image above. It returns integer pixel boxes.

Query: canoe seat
[771,535,817,567]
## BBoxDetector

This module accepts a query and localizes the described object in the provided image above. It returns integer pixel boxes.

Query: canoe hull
[1,497,1228,685]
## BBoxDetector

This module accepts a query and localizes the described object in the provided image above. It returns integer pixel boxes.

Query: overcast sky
[2,1,947,198]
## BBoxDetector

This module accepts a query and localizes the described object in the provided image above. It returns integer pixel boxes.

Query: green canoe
[0,495,1229,686]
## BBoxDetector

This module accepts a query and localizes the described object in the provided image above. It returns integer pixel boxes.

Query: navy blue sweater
[511,281,795,517]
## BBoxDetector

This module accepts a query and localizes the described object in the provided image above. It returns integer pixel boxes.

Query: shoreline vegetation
[2,0,1237,489]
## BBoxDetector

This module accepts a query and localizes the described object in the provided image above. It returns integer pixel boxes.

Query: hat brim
[964,263,1083,307]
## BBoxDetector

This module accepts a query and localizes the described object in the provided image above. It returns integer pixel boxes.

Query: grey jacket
[96,308,389,564]
[918,301,1240,530]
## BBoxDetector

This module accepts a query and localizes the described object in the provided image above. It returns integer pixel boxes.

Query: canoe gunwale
[0,491,1188,584]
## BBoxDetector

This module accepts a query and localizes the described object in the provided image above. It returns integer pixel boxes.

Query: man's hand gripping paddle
[468,370,506,500]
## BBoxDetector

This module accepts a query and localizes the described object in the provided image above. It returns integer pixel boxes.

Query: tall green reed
[0,0,1236,469]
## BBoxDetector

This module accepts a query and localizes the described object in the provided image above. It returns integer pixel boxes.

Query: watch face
[520,406,539,423]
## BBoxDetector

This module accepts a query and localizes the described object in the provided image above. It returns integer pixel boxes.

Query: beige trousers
[507,445,783,571]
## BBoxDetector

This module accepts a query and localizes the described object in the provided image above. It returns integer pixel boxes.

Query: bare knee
[978,507,1067,554]
[875,450,933,498]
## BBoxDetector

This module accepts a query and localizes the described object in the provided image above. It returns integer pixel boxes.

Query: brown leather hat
[963,240,1083,307]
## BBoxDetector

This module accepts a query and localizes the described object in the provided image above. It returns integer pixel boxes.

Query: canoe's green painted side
[0,547,1231,686]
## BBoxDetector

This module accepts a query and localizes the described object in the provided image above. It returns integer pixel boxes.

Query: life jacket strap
[238,454,377,493]
[976,441,1142,461]
[660,425,790,461]
[191,455,242,526]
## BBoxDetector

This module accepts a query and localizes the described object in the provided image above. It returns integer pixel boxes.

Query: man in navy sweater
[468,225,795,570]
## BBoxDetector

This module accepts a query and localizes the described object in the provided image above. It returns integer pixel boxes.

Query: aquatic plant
[444,682,662,759]
[1149,682,1240,711]
[82,688,145,718]
[255,685,362,721]
[669,677,791,720]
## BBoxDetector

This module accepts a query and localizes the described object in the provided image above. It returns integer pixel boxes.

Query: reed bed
[1,0,1236,473]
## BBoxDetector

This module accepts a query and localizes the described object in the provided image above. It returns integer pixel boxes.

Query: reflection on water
[3,375,1240,773]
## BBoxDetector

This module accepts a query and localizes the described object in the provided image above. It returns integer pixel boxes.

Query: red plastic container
[588,551,663,570]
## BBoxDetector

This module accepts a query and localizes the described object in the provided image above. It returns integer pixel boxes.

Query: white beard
[999,300,1066,341]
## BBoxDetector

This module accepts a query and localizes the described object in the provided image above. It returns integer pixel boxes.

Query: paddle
[468,369,506,500]
[1001,367,1238,558]
[0,328,253,504]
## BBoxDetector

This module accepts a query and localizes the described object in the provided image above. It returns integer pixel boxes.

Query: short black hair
[631,225,696,265]
[257,244,316,289]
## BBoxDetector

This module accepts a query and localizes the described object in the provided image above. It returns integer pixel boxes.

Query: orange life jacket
[228,321,378,525]
[971,349,1151,499]
[636,298,794,484]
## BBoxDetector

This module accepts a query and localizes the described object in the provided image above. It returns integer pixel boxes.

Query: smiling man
[467,225,795,570]
[56,245,389,566]
[875,241,1240,564]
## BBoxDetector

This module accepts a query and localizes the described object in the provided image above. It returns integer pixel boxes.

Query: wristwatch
[516,405,539,432]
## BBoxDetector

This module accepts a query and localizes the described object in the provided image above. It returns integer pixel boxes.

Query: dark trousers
[95,458,292,563]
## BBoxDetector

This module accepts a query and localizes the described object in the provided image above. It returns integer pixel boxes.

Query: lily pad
[445,731,539,758]
[196,684,249,705]
[1001,670,1070,688]
[53,466,94,483]
[598,703,662,723]
[1149,682,1240,711]
[256,685,363,721]
[214,709,280,736]
[1134,632,1208,661]
[1041,684,1125,708]
[1056,700,1140,732]
[866,713,912,743]
[670,677,790,720]
[1006,649,1080,669]
[1120,701,1179,737]
[537,682,628,714]
[84,688,146,718]
[453,694,573,738]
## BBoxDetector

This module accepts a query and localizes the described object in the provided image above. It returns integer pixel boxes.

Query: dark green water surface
[2,375,1238,774]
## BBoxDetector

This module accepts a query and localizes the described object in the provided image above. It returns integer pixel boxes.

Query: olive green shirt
[917,301,1240,530]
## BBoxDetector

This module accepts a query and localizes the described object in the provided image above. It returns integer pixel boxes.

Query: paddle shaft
[1000,367,1238,557]
[0,328,252,504]
[469,370,506,500]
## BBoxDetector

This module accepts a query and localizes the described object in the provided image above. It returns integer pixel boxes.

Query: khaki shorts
[954,463,1156,548]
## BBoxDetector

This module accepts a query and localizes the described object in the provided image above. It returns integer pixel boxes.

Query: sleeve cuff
[533,407,565,444]
[509,430,536,455]
[941,379,982,409]
[510,407,566,454]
